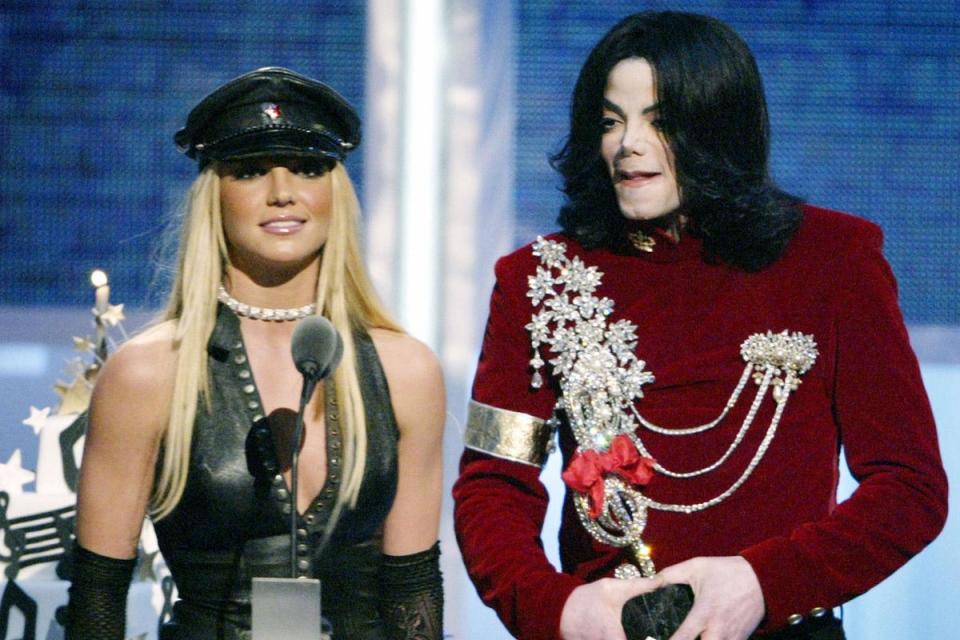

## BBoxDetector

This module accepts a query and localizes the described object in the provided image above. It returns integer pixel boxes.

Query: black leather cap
[174,67,361,165]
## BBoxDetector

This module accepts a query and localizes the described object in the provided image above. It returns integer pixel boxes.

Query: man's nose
[620,123,649,156]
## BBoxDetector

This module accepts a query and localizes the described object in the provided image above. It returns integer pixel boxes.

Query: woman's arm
[67,324,176,639]
[371,329,446,639]
[75,327,174,554]
[372,329,445,554]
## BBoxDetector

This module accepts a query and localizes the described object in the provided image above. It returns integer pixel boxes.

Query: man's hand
[659,556,765,640]
[560,576,662,640]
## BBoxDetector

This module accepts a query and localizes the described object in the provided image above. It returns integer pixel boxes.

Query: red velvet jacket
[452,205,948,639]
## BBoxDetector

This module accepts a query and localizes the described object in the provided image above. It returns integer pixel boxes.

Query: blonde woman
[66,67,445,640]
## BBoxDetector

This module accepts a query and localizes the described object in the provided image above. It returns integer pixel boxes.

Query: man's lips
[616,169,661,186]
[260,217,306,234]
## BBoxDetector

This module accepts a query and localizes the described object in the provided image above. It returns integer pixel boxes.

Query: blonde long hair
[151,163,400,521]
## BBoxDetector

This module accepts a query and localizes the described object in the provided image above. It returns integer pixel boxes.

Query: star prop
[22,406,51,436]
[73,336,96,352]
[101,303,125,327]
[54,377,93,416]
[0,449,36,494]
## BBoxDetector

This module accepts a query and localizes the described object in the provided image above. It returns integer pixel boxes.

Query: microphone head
[291,316,343,381]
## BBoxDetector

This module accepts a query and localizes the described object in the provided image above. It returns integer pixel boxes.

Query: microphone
[289,315,343,577]
[291,315,344,384]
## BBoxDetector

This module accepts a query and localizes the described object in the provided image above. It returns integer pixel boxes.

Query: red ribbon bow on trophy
[561,434,656,519]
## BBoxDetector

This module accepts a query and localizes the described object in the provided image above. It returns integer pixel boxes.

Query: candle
[90,269,110,315]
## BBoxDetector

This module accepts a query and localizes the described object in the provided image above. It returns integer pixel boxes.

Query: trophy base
[251,577,329,640]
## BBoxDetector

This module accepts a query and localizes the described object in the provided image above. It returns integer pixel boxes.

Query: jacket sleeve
[453,253,585,640]
[740,224,949,631]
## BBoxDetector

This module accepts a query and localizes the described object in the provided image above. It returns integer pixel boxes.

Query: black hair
[551,11,801,271]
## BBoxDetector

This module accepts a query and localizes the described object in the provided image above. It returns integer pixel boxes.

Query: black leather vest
[154,306,398,639]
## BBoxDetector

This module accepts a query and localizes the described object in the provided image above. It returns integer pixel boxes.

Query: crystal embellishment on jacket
[524,236,818,578]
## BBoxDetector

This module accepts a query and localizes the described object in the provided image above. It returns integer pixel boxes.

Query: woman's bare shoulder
[92,320,178,416]
[367,328,445,433]
[367,328,442,384]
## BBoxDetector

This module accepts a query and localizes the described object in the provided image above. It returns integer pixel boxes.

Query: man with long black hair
[454,11,947,640]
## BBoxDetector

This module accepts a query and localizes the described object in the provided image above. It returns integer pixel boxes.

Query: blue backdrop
[0,0,366,309]
[514,1,959,324]
[1,1,956,322]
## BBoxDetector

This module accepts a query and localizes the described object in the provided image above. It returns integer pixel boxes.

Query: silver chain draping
[628,365,769,479]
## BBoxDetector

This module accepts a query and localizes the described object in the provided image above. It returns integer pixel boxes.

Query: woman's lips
[260,218,306,234]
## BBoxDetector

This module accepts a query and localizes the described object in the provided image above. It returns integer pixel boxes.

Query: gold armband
[464,400,555,467]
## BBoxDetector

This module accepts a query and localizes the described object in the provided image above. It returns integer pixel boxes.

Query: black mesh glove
[379,541,443,640]
[65,543,136,640]
[621,583,695,640]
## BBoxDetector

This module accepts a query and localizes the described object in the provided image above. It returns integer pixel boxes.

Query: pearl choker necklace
[217,285,316,321]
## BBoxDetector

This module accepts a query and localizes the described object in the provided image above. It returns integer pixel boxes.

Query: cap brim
[197,127,346,163]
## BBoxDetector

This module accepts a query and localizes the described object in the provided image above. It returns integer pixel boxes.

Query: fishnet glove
[379,541,443,640]
[65,543,135,640]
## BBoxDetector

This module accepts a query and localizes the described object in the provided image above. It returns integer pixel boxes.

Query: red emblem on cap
[261,103,283,121]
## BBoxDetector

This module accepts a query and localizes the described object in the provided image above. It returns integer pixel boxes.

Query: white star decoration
[73,336,96,352]
[0,449,36,494]
[22,405,51,436]
[101,303,125,327]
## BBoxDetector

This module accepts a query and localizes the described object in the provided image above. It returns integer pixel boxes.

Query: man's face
[600,58,681,221]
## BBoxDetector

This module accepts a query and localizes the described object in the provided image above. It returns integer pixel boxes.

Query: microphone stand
[291,366,319,578]
[253,315,342,639]
[251,367,325,640]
